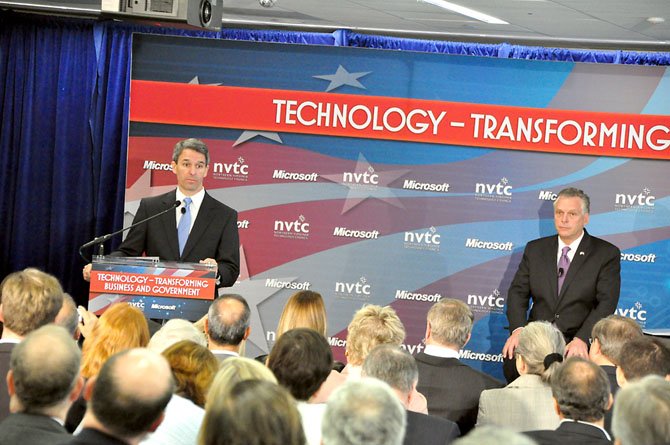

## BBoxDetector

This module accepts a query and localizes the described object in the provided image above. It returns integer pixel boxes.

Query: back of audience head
[8,324,83,416]
[267,327,332,401]
[362,344,417,408]
[452,425,538,445]
[616,336,670,386]
[55,293,80,340]
[161,340,218,407]
[207,356,277,405]
[148,318,207,353]
[514,321,566,383]
[322,378,406,445]
[206,294,250,347]
[590,315,643,365]
[612,375,670,445]
[86,348,174,440]
[81,303,150,379]
[276,290,327,338]
[426,298,473,349]
[345,305,405,366]
[199,379,305,445]
[550,357,611,422]
[0,267,63,337]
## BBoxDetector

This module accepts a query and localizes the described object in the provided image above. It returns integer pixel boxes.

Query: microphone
[558,267,564,278]
[181,206,186,214]
[79,200,181,262]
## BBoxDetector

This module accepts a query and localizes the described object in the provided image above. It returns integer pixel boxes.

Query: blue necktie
[177,197,192,256]
[558,246,570,293]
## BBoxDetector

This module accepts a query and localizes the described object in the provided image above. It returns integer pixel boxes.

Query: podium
[88,256,217,320]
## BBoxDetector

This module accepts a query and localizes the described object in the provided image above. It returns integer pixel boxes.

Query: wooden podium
[88,256,217,320]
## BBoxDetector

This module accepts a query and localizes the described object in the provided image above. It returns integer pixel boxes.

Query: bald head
[207,294,250,347]
[90,348,174,438]
[10,324,81,413]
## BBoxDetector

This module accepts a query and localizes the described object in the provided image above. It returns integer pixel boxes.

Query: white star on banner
[188,76,222,86]
[313,65,371,92]
[233,131,283,147]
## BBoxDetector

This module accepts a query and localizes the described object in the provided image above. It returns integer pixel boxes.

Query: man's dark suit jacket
[414,353,504,435]
[403,410,460,445]
[525,420,612,445]
[0,342,16,422]
[57,427,128,445]
[0,412,71,444]
[113,190,240,287]
[507,229,620,343]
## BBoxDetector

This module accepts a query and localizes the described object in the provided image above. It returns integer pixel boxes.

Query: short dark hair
[10,325,81,413]
[551,357,611,422]
[172,138,209,165]
[267,328,332,401]
[207,294,250,346]
[91,349,174,437]
[618,337,670,381]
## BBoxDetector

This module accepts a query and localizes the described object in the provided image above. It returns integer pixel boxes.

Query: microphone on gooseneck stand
[79,200,182,262]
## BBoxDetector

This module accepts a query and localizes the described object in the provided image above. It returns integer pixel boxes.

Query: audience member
[452,426,537,445]
[267,328,332,445]
[0,325,83,444]
[55,293,81,341]
[612,375,670,445]
[207,357,277,402]
[478,321,564,431]
[525,357,612,445]
[141,342,216,445]
[61,348,174,445]
[198,379,305,445]
[362,344,460,444]
[616,336,670,387]
[588,314,643,434]
[0,267,64,421]
[147,319,207,353]
[319,304,427,413]
[415,298,503,433]
[322,378,406,445]
[589,314,643,393]
[205,294,250,361]
[276,290,327,338]
[161,340,218,408]
[66,303,150,432]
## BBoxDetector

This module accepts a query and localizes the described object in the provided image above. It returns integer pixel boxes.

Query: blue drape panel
[0,10,668,303]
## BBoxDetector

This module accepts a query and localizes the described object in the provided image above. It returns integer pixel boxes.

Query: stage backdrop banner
[128,33,670,379]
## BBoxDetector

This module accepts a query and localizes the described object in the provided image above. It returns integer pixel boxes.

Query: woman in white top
[477,321,565,432]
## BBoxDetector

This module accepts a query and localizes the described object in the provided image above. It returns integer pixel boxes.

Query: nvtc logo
[467,288,505,314]
[404,226,441,251]
[614,187,655,212]
[335,276,372,300]
[342,166,379,186]
[273,215,310,240]
[616,301,647,324]
[475,177,512,203]
[212,156,249,181]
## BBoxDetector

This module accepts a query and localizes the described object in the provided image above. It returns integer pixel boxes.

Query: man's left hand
[565,337,589,358]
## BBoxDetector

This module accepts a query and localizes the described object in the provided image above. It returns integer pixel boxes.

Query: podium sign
[89,256,216,320]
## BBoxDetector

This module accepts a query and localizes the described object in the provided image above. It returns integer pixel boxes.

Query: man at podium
[84,138,239,288]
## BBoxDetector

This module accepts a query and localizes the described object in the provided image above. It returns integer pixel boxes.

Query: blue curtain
[1,10,669,304]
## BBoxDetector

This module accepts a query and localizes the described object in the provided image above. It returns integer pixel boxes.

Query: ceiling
[2,0,670,50]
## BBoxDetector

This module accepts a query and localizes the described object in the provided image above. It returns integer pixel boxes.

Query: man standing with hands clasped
[83,138,239,288]
[503,187,620,381]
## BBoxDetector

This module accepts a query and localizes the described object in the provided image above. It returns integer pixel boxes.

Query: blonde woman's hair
[516,321,566,383]
[206,356,277,406]
[276,290,327,338]
[345,305,405,366]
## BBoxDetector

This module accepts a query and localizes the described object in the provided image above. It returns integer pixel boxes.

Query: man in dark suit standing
[503,187,620,380]
[363,344,460,445]
[414,298,503,434]
[0,325,83,444]
[84,138,239,288]
[525,357,612,445]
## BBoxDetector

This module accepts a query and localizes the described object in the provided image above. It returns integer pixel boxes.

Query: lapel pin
[579,251,585,256]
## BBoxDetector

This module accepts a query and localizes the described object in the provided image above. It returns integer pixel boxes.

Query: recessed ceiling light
[418,0,509,25]
[647,17,666,24]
